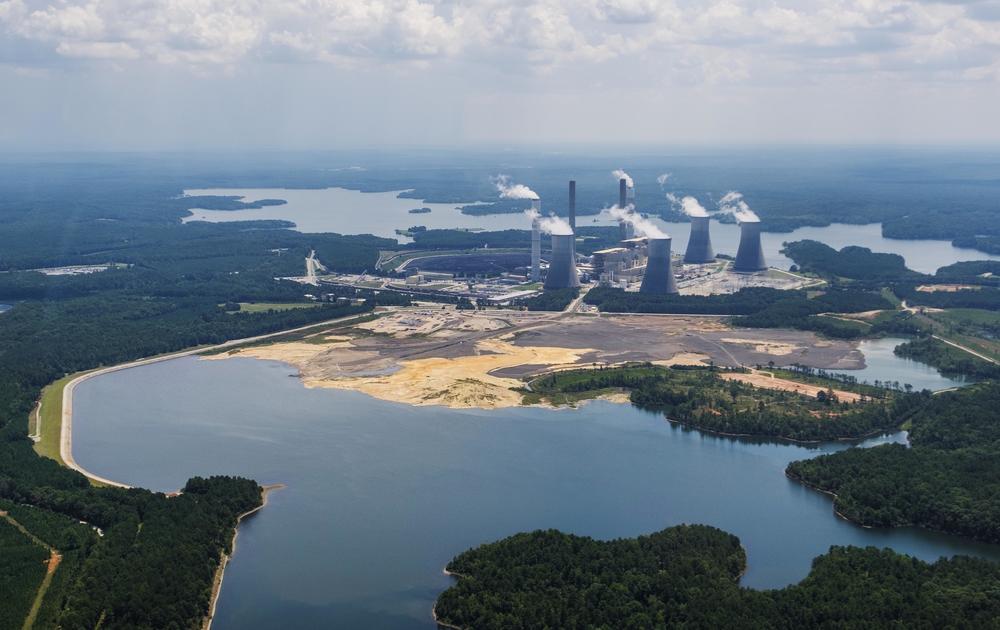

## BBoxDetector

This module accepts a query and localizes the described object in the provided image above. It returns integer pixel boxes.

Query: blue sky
[2,0,1000,150]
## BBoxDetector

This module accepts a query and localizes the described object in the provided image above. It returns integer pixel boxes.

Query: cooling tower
[684,215,715,263]
[530,199,541,281]
[733,220,767,272]
[544,233,580,290]
[640,237,679,294]
[568,180,576,230]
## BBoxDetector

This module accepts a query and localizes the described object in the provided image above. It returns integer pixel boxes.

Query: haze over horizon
[3,0,1000,151]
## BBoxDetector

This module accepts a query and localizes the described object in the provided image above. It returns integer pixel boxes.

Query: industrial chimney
[544,233,580,290]
[568,180,576,231]
[617,178,634,240]
[733,219,767,272]
[530,199,541,281]
[684,215,715,263]
[640,237,679,294]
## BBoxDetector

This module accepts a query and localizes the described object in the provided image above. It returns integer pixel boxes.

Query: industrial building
[684,215,715,263]
[544,233,581,290]
[734,219,767,272]
[639,237,679,294]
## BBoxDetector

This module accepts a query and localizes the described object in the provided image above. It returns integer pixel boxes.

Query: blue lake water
[832,337,970,392]
[182,187,1000,274]
[72,355,1000,629]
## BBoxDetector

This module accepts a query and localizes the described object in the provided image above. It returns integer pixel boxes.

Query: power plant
[544,233,580,290]
[530,198,541,281]
[684,215,715,263]
[639,237,679,294]
[733,219,767,272]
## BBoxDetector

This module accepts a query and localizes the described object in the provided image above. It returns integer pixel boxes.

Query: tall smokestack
[544,233,580,290]
[733,220,767,272]
[617,178,634,240]
[684,215,715,263]
[568,180,576,231]
[530,199,541,281]
[640,237,679,294]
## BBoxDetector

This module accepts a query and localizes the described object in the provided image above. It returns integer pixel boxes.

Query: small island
[408,207,432,214]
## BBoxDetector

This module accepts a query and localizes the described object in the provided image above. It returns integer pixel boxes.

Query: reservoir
[72,355,1000,629]
[182,187,999,274]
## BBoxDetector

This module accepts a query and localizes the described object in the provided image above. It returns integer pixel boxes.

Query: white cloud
[0,0,998,84]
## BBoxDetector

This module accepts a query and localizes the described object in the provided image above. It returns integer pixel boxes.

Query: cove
[71,355,1000,629]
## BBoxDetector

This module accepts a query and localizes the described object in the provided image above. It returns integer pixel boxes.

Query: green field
[31,374,80,466]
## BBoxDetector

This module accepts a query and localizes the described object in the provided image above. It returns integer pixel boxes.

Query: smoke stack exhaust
[684,215,715,263]
[544,233,580,290]
[733,220,767,272]
[568,180,576,231]
[530,199,541,281]
[640,237,679,294]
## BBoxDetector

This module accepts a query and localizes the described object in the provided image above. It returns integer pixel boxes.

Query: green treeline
[583,286,891,339]
[517,288,579,311]
[788,382,1000,543]
[435,524,1000,630]
[894,336,1000,379]
[531,365,918,442]
[782,240,924,280]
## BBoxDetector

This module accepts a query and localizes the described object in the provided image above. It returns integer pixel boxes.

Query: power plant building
[639,237,679,294]
[684,215,715,264]
[543,233,580,290]
[733,220,767,272]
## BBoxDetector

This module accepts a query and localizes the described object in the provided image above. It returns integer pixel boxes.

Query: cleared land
[209,308,864,409]
[719,372,862,403]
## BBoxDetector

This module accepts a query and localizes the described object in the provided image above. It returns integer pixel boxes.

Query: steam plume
[666,193,710,218]
[656,173,672,187]
[525,207,573,236]
[612,169,634,189]
[718,191,759,223]
[606,204,667,239]
[492,174,539,200]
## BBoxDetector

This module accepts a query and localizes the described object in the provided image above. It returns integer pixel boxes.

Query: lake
[182,187,999,274]
[72,354,1000,630]
[832,337,970,392]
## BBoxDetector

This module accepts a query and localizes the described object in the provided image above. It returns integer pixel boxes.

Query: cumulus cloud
[0,0,997,84]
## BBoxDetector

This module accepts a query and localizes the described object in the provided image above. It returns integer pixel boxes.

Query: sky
[2,0,1000,150]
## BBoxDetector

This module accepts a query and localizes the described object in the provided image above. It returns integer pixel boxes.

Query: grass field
[32,374,80,465]
[235,302,322,313]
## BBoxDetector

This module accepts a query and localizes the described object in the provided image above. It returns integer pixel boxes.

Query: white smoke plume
[666,193,710,218]
[492,174,539,200]
[718,191,759,223]
[656,173,672,187]
[611,169,634,189]
[606,204,667,239]
[525,206,573,236]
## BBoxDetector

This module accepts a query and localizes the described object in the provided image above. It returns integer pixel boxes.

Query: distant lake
[182,187,999,274]
[832,337,971,392]
[72,354,1000,630]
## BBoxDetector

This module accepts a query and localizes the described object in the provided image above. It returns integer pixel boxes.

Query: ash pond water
[72,356,1000,629]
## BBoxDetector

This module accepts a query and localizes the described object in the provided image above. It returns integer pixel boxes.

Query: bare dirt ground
[207,309,864,409]
[719,372,862,403]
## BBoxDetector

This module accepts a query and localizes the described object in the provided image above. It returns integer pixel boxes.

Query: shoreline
[202,483,285,630]
[51,311,383,486]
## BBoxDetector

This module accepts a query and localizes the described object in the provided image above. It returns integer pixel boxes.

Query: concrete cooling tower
[733,220,767,272]
[684,215,715,263]
[544,233,580,290]
[640,237,679,294]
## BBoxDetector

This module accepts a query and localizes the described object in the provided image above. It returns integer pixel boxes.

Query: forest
[584,286,891,339]
[435,524,1000,630]
[893,336,1000,379]
[527,364,922,442]
[787,382,1000,543]
[782,240,923,280]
